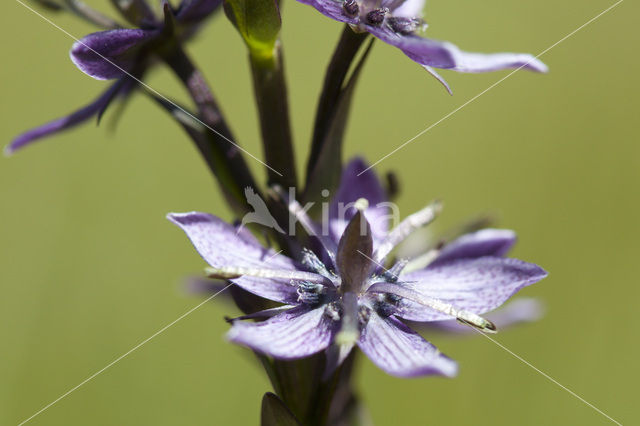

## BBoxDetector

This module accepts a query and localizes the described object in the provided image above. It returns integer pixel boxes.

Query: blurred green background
[1,0,638,424]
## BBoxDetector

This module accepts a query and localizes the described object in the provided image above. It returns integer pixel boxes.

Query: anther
[358,305,371,324]
[387,17,424,35]
[374,293,400,317]
[342,0,359,17]
[301,248,330,276]
[365,8,388,26]
[457,317,497,334]
[297,281,325,305]
[325,301,342,321]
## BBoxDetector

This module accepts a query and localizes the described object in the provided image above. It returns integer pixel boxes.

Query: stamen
[373,200,442,263]
[367,282,497,333]
[297,281,327,305]
[342,0,359,17]
[365,8,388,26]
[358,304,372,323]
[373,294,398,317]
[206,266,329,284]
[401,248,441,274]
[325,301,342,321]
[387,17,424,35]
[381,258,409,282]
[301,248,332,277]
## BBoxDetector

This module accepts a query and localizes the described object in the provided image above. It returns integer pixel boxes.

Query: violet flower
[169,158,547,378]
[6,0,221,154]
[297,0,548,91]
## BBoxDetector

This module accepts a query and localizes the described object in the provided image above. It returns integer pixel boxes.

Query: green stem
[250,43,298,190]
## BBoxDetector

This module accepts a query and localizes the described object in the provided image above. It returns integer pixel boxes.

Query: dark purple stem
[163,45,258,213]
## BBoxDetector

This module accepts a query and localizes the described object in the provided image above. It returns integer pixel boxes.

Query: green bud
[223,0,281,58]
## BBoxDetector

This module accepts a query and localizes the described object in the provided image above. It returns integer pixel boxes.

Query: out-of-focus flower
[169,158,547,378]
[296,0,548,91]
[6,0,221,154]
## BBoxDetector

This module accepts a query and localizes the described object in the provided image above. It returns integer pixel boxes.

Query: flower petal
[168,212,313,303]
[168,212,290,267]
[392,0,426,18]
[295,0,357,25]
[329,157,390,243]
[358,313,457,377]
[5,79,128,155]
[397,257,547,321]
[70,29,154,80]
[431,229,516,266]
[368,26,548,74]
[228,306,336,359]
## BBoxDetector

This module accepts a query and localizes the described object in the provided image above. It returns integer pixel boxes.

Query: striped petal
[358,313,457,377]
[432,229,516,266]
[228,306,336,359]
[168,212,319,304]
[397,257,547,322]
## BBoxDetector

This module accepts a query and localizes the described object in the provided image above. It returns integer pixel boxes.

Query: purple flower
[169,160,546,377]
[169,158,547,378]
[6,0,221,155]
[296,0,548,92]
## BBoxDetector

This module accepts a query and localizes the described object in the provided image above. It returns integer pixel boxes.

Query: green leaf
[224,0,281,58]
[224,0,295,189]
[261,392,301,426]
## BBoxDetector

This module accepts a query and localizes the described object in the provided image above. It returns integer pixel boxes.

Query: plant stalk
[306,26,368,183]
[250,43,298,190]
